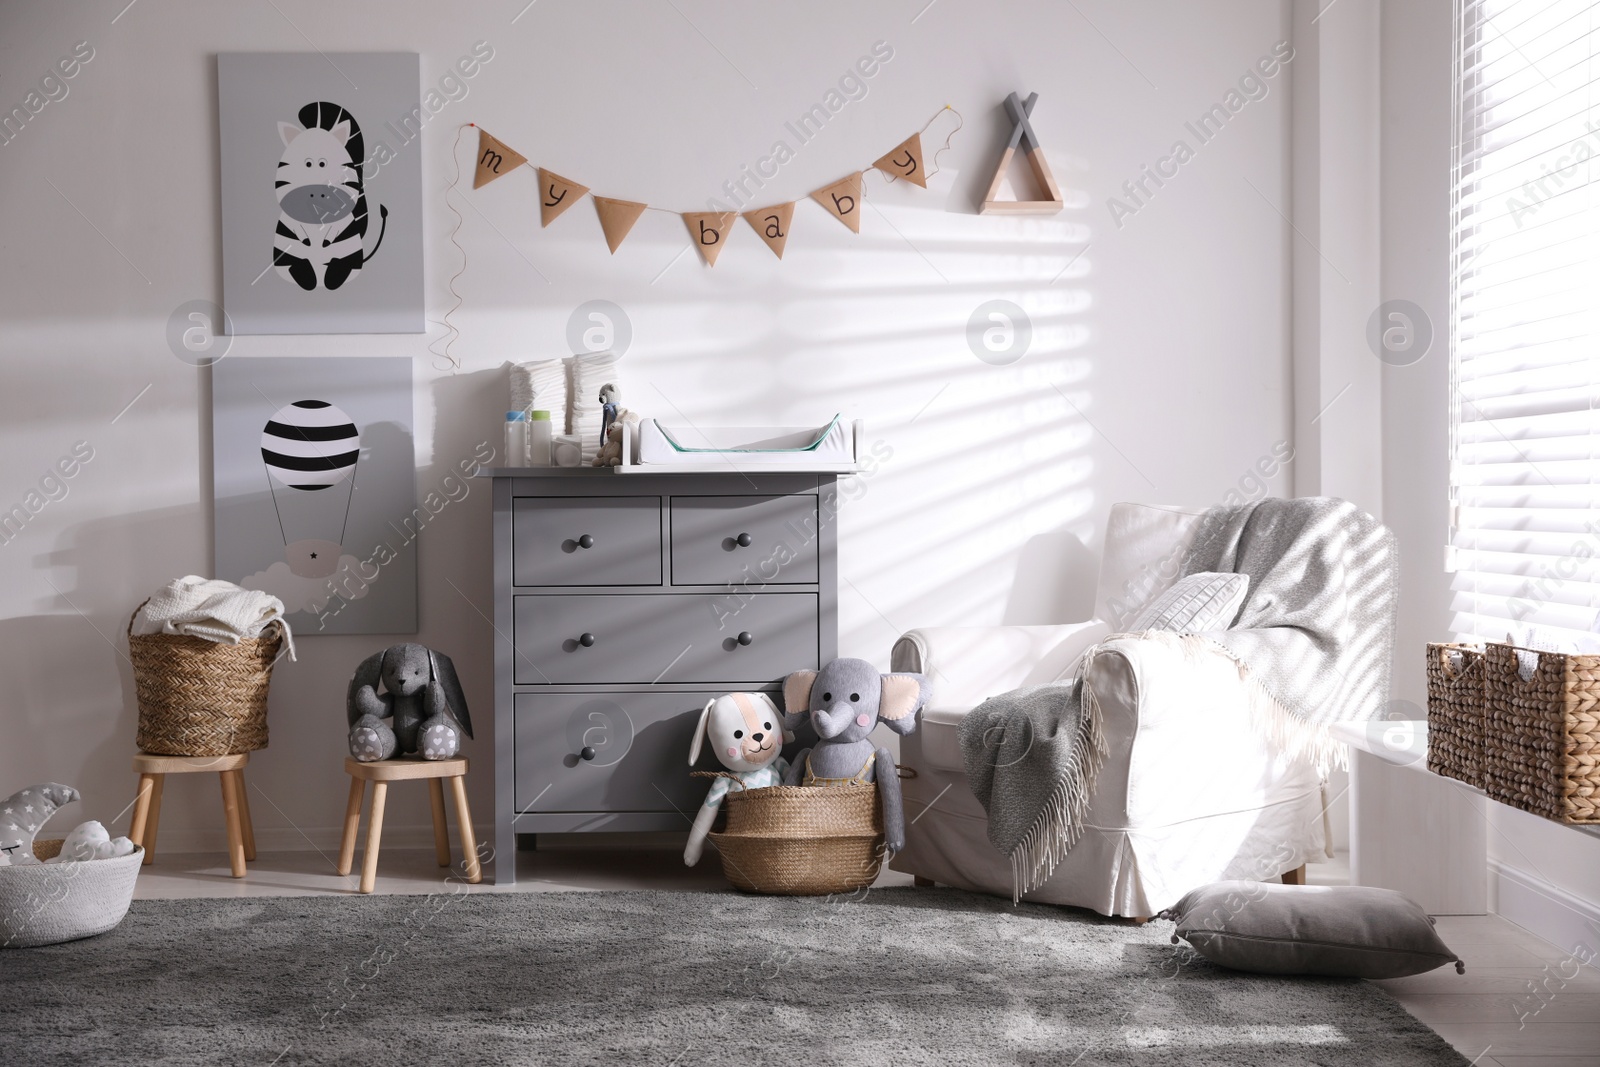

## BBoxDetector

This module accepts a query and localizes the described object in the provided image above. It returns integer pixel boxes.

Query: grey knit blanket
[960,497,1398,900]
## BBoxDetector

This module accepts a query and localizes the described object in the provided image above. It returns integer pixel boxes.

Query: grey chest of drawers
[486,469,838,884]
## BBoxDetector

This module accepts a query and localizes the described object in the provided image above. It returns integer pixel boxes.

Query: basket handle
[691,770,745,783]
[127,598,152,639]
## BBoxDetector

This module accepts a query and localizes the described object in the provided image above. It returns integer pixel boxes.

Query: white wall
[1380,0,1600,937]
[0,1,1295,851]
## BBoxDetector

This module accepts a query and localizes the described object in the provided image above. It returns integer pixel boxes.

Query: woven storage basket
[0,839,143,949]
[708,783,884,896]
[1482,642,1600,824]
[128,600,282,756]
[1426,642,1486,787]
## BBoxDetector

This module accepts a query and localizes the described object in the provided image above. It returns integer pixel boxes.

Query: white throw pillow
[1094,503,1206,628]
[1125,571,1249,633]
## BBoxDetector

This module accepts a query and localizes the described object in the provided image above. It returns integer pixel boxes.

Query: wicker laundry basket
[708,783,885,896]
[128,601,283,756]
[0,839,143,949]
[1425,642,1486,787]
[1481,642,1600,824]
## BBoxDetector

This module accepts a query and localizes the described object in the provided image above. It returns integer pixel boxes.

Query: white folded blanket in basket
[131,576,296,660]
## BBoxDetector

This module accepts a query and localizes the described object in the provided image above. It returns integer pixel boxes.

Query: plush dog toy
[347,644,472,762]
[781,659,930,854]
[684,692,790,867]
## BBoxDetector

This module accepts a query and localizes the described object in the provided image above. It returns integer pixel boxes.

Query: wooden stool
[337,757,481,894]
[129,752,256,878]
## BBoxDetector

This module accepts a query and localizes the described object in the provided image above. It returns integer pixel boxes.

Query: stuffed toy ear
[878,673,930,736]
[782,670,817,714]
[756,693,793,743]
[346,649,388,726]
[428,649,473,739]
[278,120,302,147]
[689,698,715,765]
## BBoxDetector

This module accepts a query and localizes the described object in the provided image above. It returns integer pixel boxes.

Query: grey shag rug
[2,888,1467,1066]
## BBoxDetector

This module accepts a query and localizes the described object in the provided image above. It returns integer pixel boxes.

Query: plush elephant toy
[347,644,472,762]
[781,658,930,854]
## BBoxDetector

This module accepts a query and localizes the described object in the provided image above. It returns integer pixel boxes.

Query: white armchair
[888,503,1327,918]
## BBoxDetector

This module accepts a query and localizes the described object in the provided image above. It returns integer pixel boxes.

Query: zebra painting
[274,101,387,291]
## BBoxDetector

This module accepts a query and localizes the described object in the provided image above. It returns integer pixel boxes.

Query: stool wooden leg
[913,876,935,888]
[220,771,246,878]
[360,781,388,894]
[130,774,159,866]
[144,776,165,865]
[448,775,481,884]
[233,770,256,862]
[428,778,450,868]
[337,777,364,877]
[1282,864,1307,886]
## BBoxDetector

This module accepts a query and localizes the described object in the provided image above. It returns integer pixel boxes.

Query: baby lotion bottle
[504,411,529,467]
[528,410,553,465]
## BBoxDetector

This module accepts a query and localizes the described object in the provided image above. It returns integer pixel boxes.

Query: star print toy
[0,783,79,865]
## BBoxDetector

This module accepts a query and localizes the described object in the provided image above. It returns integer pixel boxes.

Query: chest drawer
[512,496,661,587]
[513,691,713,813]
[512,593,817,685]
[669,494,819,586]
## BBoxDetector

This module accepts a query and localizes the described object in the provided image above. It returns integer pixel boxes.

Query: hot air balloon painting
[213,357,417,635]
[261,400,360,579]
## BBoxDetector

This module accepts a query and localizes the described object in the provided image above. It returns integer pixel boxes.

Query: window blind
[1450,0,1600,644]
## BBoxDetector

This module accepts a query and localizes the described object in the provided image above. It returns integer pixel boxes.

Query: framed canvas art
[217,53,423,334]
[213,356,417,634]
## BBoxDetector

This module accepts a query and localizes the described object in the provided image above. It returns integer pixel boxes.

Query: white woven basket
[0,839,143,949]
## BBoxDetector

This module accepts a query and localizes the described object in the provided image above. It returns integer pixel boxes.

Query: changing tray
[630,416,864,472]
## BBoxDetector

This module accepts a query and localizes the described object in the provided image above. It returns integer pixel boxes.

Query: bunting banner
[465,107,961,265]
[594,197,648,253]
[873,132,927,189]
[683,211,738,265]
[473,128,526,188]
[811,172,863,233]
[538,168,589,226]
[742,202,795,259]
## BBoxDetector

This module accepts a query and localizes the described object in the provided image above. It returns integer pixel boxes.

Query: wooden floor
[1373,914,1600,1066]
[132,848,1594,1063]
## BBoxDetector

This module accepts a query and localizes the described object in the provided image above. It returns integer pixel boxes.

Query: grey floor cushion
[1164,881,1464,979]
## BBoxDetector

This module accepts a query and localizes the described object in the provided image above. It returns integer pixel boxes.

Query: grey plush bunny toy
[781,658,930,853]
[347,644,472,762]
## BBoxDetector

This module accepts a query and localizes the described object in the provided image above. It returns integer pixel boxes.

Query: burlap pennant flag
[473,128,527,188]
[742,202,796,259]
[683,212,738,266]
[811,172,863,233]
[873,133,927,188]
[537,169,589,226]
[593,197,648,253]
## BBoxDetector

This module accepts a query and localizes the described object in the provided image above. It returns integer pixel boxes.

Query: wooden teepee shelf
[980,91,1064,216]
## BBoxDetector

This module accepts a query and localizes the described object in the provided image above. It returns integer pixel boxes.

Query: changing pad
[635,416,858,469]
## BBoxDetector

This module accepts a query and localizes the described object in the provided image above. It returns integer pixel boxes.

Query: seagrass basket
[1482,642,1600,824]
[0,839,143,949]
[128,601,283,756]
[1425,642,1486,787]
[708,783,885,896]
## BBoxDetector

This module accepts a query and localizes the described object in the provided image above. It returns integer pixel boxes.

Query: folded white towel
[132,575,296,660]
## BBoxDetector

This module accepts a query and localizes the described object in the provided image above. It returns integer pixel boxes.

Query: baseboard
[1490,861,1600,970]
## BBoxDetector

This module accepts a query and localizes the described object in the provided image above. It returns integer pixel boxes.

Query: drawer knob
[579,746,597,761]
[576,534,595,549]
[737,631,754,646]
[579,632,597,648]
[735,532,753,547]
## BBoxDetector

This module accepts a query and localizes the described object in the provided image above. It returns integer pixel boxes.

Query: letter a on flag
[811,172,863,233]
[473,128,527,188]
[742,202,796,259]
[683,212,738,265]
[537,169,589,226]
[873,133,927,188]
